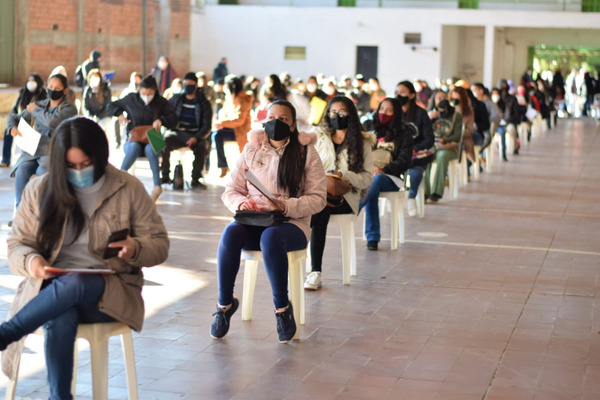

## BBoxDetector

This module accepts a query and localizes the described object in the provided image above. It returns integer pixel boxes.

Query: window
[285,46,306,60]
[404,33,421,45]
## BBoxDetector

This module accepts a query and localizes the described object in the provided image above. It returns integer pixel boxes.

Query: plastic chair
[378,191,406,250]
[472,145,482,181]
[241,249,306,336]
[5,322,138,400]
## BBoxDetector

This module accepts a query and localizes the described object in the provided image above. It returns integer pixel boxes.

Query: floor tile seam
[404,239,600,257]
[482,238,559,399]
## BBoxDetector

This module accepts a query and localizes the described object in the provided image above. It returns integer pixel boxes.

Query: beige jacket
[314,127,375,214]
[2,165,169,379]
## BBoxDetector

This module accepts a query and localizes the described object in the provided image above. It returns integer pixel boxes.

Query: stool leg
[390,199,398,251]
[5,361,19,400]
[349,220,357,278]
[448,162,455,201]
[287,258,304,333]
[398,196,405,244]
[340,222,351,284]
[121,331,139,400]
[71,339,79,396]
[241,260,259,321]
[89,332,110,400]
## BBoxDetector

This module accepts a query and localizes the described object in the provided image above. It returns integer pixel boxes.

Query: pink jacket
[222,128,327,241]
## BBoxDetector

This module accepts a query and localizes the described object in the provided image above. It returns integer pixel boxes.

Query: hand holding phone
[102,229,130,259]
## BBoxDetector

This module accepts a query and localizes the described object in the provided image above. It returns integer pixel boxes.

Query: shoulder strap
[290,145,308,198]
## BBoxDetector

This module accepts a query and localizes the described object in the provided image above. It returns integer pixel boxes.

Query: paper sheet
[16,118,42,156]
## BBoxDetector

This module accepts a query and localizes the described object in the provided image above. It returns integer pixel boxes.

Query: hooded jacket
[222,129,326,241]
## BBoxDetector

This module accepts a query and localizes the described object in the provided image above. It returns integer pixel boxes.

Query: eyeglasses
[329,110,348,118]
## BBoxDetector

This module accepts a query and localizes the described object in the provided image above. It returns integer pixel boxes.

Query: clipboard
[147,128,166,154]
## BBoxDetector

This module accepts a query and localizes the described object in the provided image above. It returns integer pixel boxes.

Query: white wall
[190,6,600,93]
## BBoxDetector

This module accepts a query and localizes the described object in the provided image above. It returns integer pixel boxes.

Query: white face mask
[491,94,500,103]
[90,76,101,88]
[158,61,168,70]
[141,94,154,105]
[306,83,317,93]
[26,81,37,93]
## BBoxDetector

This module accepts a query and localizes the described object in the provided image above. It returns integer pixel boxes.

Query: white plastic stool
[378,191,406,250]
[241,249,306,336]
[307,214,357,285]
[5,322,138,400]
[472,145,482,181]
[459,150,468,187]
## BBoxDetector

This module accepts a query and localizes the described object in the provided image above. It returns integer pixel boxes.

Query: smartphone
[102,228,130,259]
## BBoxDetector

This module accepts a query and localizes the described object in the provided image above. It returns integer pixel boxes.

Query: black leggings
[309,201,353,272]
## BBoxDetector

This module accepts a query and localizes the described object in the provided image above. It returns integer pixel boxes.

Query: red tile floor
[1,117,599,399]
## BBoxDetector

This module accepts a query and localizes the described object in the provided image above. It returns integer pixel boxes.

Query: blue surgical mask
[67,165,95,189]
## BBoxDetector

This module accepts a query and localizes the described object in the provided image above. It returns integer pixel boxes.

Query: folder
[309,96,328,125]
[147,128,166,154]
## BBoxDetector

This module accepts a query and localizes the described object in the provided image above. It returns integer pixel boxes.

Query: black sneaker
[367,241,378,251]
[210,298,239,339]
[429,194,441,202]
[275,302,296,343]
[191,180,207,190]
[161,175,171,184]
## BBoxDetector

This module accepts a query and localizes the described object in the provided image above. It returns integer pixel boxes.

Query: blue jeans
[211,128,236,169]
[408,166,425,199]
[497,126,508,159]
[0,274,114,400]
[217,222,307,309]
[2,128,13,164]
[359,174,400,243]
[15,159,46,207]
[121,141,161,186]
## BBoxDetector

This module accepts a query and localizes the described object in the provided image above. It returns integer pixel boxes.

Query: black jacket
[107,93,177,134]
[168,90,213,140]
[405,106,434,151]
[378,127,414,178]
[82,82,112,119]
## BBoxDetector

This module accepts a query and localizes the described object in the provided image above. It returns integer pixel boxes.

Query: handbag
[326,174,352,207]
[234,210,290,227]
[128,125,152,144]
[372,148,393,168]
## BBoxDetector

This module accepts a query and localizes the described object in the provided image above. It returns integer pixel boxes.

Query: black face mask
[439,110,450,119]
[330,115,349,130]
[451,98,460,106]
[264,119,291,141]
[47,88,64,101]
[397,95,409,106]
[184,84,196,95]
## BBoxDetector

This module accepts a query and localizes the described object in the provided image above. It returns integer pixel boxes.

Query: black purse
[234,210,290,227]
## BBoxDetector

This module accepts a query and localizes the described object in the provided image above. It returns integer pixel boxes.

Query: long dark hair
[19,73,46,111]
[269,100,304,196]
[267,74,287,101]
[398,80,417,123]
[36,117,109,259]
[226,75,243,96]
[451,86,473,118]
[372,97,406,142]
[321,95,364,172]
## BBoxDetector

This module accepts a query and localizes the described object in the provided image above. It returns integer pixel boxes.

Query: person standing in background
[151,56,178,95]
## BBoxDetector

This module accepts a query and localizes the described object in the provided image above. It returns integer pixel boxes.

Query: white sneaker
[407,198,417,217]
[304,271,322,290]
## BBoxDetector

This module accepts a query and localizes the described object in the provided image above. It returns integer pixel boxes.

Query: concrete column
[76,0,85,66]
[483,24,495,89]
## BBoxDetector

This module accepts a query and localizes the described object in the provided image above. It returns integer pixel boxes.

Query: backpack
[74,64,85,88]
[172,163,184,190]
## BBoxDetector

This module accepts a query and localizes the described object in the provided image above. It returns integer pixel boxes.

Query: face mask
[264,118,292,141]
[378,113,394,125]
[89,76,101,88]
[517,88,525,96]
[451,98,460,106]
[67,165,95,189]
[397,95,409,106]
[141,94,154,105]
[47,88,64,101]
[184,84,196,95]
[158,61,168,70]
[439,110,450,119]
[26,81,38,93]
[491,94,500,103]
[306,83,317,93]
[324,86,335,96]
[330,114,349,130]
[172,87,182,94]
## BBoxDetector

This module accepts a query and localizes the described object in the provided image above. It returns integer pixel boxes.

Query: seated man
[162,72,213,188]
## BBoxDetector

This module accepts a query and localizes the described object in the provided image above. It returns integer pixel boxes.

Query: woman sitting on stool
[0,117,169,399]
[360,97,413,250]
[212,100,326,343]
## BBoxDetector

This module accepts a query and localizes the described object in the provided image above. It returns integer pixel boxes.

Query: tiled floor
[1,117,600,399]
